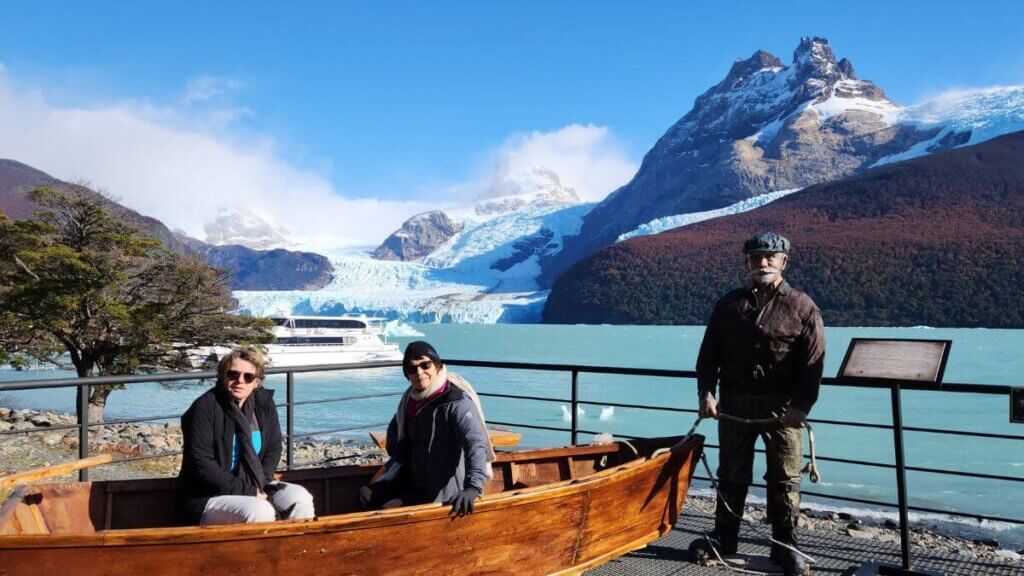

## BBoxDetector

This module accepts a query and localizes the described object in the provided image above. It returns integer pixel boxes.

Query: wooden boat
[0,434,704,576]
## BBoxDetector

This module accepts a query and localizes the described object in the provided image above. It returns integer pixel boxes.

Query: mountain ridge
[542,130,1024,327]
[0,159,333,291]
[540,37,1024,287]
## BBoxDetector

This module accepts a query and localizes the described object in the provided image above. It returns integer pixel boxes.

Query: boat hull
[0,436,702,576]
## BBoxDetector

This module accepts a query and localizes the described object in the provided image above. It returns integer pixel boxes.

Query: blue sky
[1,1,1022,243]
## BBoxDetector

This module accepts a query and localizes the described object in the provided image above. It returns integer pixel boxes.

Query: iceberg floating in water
[560,405,585,422]
[385,320,425,337]
[599,406,614,421]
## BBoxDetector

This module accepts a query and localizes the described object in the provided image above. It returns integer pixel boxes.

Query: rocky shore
[685,494,1023,566]
[1,406,1020,565]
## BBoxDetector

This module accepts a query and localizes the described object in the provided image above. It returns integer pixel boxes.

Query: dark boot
[688,533,726,565]
[714,481,748,554]
[767,482,808,575]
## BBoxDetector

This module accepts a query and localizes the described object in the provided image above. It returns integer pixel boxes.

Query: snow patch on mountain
[873,85,1024,167]
[617,189,800,242]
[204,209,291,250]
[423,202,592,290]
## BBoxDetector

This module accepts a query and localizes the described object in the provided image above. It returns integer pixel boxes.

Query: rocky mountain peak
[372,210,464,261]
[722,50,784,89]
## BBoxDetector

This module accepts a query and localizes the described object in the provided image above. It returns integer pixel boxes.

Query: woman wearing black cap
[360,341,496,516]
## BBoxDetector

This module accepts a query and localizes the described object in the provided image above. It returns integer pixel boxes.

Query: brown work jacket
[695,279,825,413]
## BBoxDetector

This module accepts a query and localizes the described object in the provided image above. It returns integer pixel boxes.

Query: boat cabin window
[274,336,356,345]
[293,319,367,329]
[270,317,290,327]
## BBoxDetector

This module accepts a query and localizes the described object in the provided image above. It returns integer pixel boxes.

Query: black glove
[449,487,480,517]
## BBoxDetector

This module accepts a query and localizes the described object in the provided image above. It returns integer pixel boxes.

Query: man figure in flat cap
[692,232,825,576]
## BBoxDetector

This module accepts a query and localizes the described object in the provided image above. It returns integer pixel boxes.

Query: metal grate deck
[585,509,1022,576]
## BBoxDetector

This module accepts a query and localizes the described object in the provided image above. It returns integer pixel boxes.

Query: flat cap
[743,232,790,254]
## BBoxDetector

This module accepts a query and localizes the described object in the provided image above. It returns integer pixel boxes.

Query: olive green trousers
[714,394,804,548]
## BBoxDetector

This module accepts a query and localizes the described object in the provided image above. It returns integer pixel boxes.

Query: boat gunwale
[0,435,703,549]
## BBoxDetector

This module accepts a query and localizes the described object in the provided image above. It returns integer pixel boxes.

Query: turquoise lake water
[2,324,1022,547]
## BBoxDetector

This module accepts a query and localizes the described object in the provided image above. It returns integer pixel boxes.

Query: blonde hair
[216,347,267,386]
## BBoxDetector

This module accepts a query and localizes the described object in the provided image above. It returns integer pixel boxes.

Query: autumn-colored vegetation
[543,131,1024,327]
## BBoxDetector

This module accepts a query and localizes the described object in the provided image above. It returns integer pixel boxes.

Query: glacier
[873,85,1024,167]
[617,189,800,242]
[234,177,591,323]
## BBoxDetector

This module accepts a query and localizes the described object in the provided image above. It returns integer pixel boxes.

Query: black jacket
[176,386,282,523]
[696,280,825,413]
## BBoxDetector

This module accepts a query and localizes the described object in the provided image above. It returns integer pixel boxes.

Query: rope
[684,413,820,572]
[715,412,820,484]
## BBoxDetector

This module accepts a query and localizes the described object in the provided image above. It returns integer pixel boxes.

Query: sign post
[840,339,950,576]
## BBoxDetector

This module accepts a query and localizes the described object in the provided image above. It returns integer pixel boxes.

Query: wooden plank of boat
[0,455,113,489]
[0,435,703,575]
[368,427,523,450]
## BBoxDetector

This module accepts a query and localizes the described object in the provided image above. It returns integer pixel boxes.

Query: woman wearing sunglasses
[360,341,496,517]
[177,347,315,525]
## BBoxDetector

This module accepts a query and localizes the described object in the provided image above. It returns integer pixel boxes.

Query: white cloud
[183,75,244,104]
[0,67,430,249]
[470,124,637,203]
[0,66,637,253]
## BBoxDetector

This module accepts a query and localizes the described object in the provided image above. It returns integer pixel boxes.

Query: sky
[1,1,1022,246]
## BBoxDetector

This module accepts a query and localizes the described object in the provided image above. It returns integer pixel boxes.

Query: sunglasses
[225,369,258,384]
[403,360,436,375]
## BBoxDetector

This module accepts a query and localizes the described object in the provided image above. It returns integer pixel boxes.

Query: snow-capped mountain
[204,209,291,250]
[236,38,1024,325]
[540,37,1024,286]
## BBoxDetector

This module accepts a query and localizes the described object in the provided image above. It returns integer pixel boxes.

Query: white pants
[200,482,315,526]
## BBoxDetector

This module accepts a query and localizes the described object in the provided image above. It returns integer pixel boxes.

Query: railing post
[286,371,295,470]
[78,383,90,482]
[570,370,579,445]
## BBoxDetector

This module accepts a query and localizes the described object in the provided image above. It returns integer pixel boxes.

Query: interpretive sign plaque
[1012,388,1024,424]
[838,338,951,384]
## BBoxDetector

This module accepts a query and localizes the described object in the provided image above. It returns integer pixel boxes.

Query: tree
[0,185,274,422]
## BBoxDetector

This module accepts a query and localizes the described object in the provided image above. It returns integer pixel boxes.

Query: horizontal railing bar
[0,423,80,436]
[901,426,1024,441]
[577,400,699,414]
[692,475,895,508]
[1,358,1015,395]
[0,361,404,391]
[692,476,1024,524]
[89,414,181,428]
[104,450,183,465]
[447,360,1015,394]
[576,428,642,440]
[290,422,389,440]
[477,392,570,404]
[702,444,1024,482]
[488,420,572,433]
[279,391,403,408]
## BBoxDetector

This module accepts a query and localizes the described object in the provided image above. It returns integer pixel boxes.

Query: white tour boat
[194,313,402,368]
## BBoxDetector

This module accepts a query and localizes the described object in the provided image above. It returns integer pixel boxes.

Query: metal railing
[1,358,1021,572]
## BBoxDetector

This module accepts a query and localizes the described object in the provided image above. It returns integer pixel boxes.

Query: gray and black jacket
[385,383,490,504]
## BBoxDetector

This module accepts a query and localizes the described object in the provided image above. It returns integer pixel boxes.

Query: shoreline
[1,406,1021,564]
